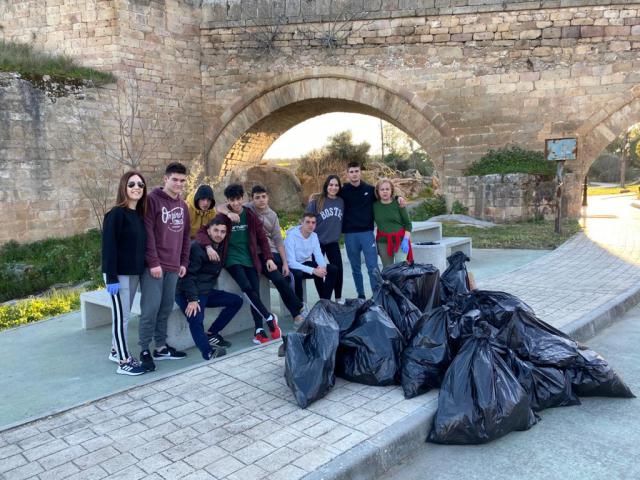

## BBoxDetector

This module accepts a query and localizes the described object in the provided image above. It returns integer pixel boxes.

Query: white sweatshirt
[284,225,326,274]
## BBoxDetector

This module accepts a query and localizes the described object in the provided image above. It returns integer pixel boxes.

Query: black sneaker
[208,333,232,348]
[205,347,227,360]
[140,350,156,372]
[277,343,285,358]
[153,344,187,360]
[357,294,366,300]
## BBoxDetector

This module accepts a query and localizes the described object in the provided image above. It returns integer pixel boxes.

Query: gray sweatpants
[138,268,178,352]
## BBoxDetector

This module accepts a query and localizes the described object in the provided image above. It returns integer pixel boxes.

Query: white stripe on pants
[105,275,139,362]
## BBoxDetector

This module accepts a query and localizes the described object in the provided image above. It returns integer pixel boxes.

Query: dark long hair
[115,170,147,217]
[317,174,342,212]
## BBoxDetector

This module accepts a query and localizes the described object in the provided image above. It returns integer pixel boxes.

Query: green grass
[0,41,116,85]
[587,185,639,196]
[0,290,81,332]
[442,219,582,250]
[465,146,555,177]
[0,230,102,302]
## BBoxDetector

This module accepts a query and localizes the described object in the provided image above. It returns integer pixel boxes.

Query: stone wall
[200,3,640,178]
[0,74,111,242]
[445,173,582,222]
[201,0,634,26]
[0,0,205,243]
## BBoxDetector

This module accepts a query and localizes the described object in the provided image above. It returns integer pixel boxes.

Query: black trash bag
[506,350,580,411]
[497,308,580,368]
[336,303,404,386]
[446,308,484,356]
[440,251,471,302]
[401,306,454,398]
[427,322,537,445]
[380,261,441,313]
[284,302,340,408]
[372,280,423,342]
[568,348,635,398]
[456,290,534,329]
[322,298,367,334]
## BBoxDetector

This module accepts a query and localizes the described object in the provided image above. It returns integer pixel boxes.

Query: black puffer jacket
[176,240,226,301]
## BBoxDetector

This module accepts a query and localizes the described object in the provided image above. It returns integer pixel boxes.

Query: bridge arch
[203,67,451,178]
[577,88,640,174]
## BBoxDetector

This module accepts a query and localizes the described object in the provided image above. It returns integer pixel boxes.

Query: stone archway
[577,87,640,175]
[203,67,450,178]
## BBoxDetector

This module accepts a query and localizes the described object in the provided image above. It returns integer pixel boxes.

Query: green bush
[0,41,116,85]
[465,146,555,177]
[0,230,102,302]
[411,195,447,221]
[0,290,81,331]
[451,200,469,215]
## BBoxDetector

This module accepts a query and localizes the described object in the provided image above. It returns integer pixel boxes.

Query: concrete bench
[410,221,442,243]
[412,236,472,273]
[81,270,272,351]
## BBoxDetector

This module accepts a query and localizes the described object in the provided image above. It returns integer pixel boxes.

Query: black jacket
[102,206,147,283]
[176,240,225,301]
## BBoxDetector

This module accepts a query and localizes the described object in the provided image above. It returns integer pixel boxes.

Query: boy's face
[227,196,244,213]
[252,192,269,209]
[301,216,317,235]
[164,172,187,196]
[347,167,361,184]
[198,198,212,211]
[207,223,227,244]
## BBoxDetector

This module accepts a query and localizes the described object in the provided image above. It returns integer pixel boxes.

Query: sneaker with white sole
[266,314,281,340]
[153,344,187,360]
[253,328,270,345]
[117,358,145,376]
[208,333,232,348]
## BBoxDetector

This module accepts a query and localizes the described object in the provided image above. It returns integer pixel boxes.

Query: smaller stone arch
[577,86,640,175]
[203,67,450,178]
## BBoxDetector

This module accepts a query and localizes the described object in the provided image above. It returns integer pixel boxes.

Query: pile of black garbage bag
[284,251,634,444]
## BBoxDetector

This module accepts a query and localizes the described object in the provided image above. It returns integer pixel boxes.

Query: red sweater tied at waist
[375,228,413,263]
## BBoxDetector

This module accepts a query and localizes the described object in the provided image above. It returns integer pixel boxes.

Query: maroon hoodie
[144,187,191,272]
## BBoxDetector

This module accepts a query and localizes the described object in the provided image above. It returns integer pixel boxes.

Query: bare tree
[298,5,372,49]
[56,73,183,230]
[245,15,289,58]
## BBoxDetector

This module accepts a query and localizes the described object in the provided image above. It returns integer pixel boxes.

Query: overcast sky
[263,112,384,159]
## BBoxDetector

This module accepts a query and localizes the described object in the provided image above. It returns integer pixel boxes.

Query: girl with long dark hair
[102,171,148,375]
[306,174,345,302]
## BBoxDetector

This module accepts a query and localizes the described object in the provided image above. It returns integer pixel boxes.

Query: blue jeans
[344,231,379,297]
[175,290,242,359]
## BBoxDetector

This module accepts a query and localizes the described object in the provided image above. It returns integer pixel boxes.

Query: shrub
[0,290,81,331]
[465,146,555,177]
[0,230,102,302]
[451,200,469,215]
[411,195,447,221]
[0,41,116,85]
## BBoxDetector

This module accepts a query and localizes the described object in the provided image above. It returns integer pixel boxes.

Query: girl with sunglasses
[101,171,148,375]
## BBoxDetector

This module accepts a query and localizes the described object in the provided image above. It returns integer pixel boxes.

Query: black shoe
[357,294,366,300]
[205,347,227,360]
[140,350,156,372]
[208,333,232,348]
[277,343,285,358]
[153,344,187,360]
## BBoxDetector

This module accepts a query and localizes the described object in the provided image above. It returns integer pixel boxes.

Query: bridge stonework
[1,0,639,242]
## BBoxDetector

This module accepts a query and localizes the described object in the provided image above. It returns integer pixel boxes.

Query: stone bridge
[1,0,640,241]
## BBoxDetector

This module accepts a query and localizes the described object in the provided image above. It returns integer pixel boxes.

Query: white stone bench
[410,221,442,243]
[81,270,272,351]
[439,236,472,258]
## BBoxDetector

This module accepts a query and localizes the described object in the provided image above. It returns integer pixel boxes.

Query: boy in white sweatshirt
[284,212,338,302]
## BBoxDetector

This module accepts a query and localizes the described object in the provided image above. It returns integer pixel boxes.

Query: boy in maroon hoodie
[138,162,191,372]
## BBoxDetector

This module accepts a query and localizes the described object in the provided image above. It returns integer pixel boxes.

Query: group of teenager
[101,161,413,376]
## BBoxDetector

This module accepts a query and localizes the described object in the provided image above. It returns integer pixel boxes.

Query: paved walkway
[1,195,639,480]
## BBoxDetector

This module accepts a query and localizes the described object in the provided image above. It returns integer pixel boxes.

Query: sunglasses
[127,181,145,189]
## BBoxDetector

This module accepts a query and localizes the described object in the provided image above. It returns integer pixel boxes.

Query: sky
[263,112,384,159]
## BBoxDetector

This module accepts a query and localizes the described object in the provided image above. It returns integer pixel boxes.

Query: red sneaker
[266,315,281,340]
[253,329,270,345]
